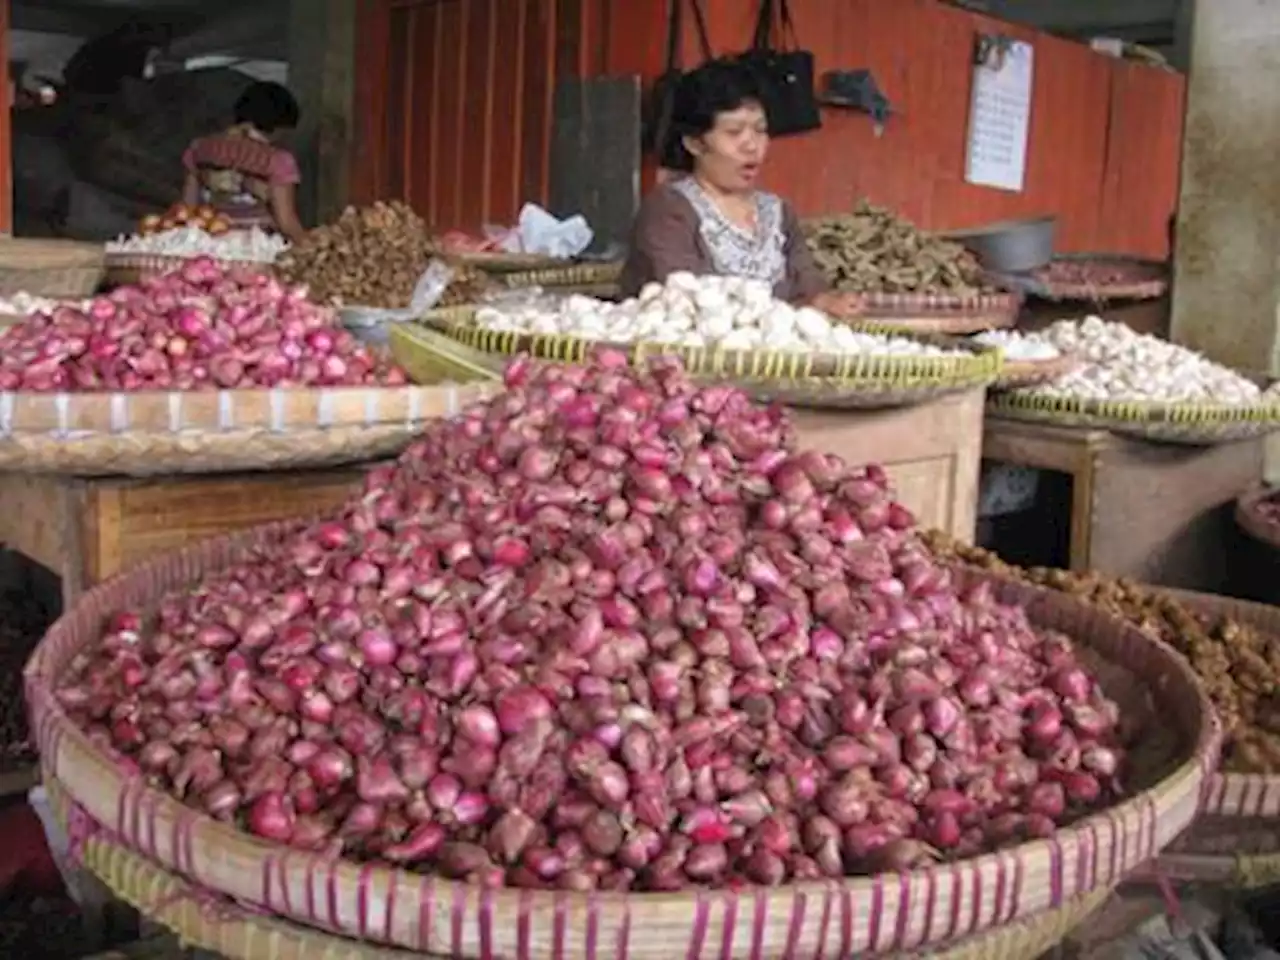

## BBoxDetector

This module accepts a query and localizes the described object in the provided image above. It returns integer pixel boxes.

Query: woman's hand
[809,290,865,319]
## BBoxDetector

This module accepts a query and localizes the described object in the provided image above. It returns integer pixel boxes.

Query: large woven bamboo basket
[418,306,1003,409]
[38,773,1114,960]
[0,238,105,297]
[25,527,1218,958]
[0,382,497,475]
[987,390,1280,445]
[1131,587,1280,889]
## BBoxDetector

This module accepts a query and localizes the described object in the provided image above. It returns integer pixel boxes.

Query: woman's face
[685,100,769,193]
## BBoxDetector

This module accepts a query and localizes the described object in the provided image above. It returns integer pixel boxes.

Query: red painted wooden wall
[351,0,1184,259]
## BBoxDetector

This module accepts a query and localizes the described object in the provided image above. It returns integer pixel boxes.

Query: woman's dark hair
[234,82,301,134]
[665,58,764,171]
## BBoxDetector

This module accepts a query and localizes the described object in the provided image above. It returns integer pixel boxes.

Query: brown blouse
[619,183,829,303]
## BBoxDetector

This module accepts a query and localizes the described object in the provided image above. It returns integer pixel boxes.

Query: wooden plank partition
[350,0,1184,259]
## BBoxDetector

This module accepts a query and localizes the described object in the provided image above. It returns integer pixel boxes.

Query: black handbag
[642,0,714,169]
[738,0,821,137]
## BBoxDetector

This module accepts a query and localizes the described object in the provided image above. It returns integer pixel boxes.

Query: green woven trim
[990,388,1280,426]
[419,307,1003,388]
[388,322,502,384]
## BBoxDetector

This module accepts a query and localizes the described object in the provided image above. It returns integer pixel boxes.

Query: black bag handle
[752,0,801,52]
[652,0,714,164]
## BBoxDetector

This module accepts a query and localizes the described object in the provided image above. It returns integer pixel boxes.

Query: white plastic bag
[339,259,456,331]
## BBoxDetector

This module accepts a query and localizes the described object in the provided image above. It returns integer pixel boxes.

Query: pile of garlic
[0,292,92,316]
[106,226,288,263]
[474,272,965,357]
[972,329,1062,362]
[1019,316,1263,404]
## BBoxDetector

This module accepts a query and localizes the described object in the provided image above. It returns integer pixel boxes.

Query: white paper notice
[964,40,1034,193]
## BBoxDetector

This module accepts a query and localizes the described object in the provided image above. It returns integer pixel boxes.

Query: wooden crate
[791,388,983,542]
[983,416,1263,588]
[0,467,368,606]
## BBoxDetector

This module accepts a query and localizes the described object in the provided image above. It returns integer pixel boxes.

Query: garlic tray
[106,226,289,264]
[1015,316,1265,405]
[474,272,967,358]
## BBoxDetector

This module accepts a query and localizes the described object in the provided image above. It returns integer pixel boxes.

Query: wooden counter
[983,416,1263,588]
[793,388,983,543]
[0,468,367,605]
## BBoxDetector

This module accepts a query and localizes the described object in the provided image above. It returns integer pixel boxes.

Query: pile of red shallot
[0,257,406,392]
[57,351,1125,891]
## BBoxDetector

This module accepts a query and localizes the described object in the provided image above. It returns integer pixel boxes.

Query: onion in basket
[0,257,406,391]
[57,351,1126,890]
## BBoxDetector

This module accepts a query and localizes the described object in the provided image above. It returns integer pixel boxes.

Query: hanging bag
[642,0,714,169]
[737,0,822,136]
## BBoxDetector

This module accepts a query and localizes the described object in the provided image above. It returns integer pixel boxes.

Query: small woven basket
[988,390,1280,445]
[103,252,274,285]
[843,288,1023,333]
[1234,485,1280,554]
[0,238,105,297]
[25,533,1219,958]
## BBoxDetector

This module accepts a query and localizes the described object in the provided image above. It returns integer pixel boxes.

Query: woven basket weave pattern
[24,523,1218,958]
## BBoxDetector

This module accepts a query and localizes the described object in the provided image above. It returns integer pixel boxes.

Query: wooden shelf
[0,467,371,606]
[984,416,1263,589]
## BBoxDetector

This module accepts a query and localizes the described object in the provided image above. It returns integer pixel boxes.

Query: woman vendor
[620,58,861,317]
[180,81,307,242]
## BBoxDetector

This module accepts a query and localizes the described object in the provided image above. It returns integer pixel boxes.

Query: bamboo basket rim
[25,529,1220,957]
[1234,484,1280,552]
[0,382,495,437]
[102,251,278,271]
[839,309,1018,336]
[989,388,1280,428]
[419,305,1005,387]
[991,254,1169,304]
[449,250,571,272]
[498,262,623,289]
[38,773,1116,960]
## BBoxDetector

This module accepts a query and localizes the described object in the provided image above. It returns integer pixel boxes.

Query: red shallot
[57,350,1127,892]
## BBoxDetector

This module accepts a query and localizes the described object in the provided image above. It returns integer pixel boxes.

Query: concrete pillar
[1171,0,1280,475]
[287,0,356,227]
[1171,0,1280,373]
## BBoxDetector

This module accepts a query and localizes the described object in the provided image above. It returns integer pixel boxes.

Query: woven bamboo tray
[987,390,1280,445]
[499,261,622,291]
[38,773,1115,960]
[0,238,105,297]
[1234,484,1280,553]
[450,250,569,273]
[991,255,1169,303]
[842,287,1022,334]
[419,306,1003,409]
[388,323,502,385]
[103,252,275,285]
[25,529,1218,958]
[0,382,497,475]
[991,354,1079,391]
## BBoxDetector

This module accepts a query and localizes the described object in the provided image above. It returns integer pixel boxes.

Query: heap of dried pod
[58,353,1129,891]
[277,201,493,311]
[804,201,992,296]
[925,532,1280,775]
